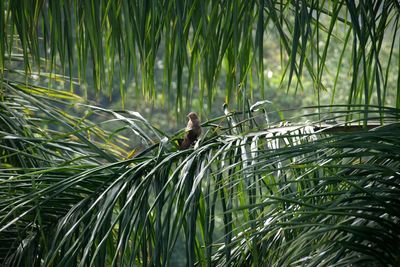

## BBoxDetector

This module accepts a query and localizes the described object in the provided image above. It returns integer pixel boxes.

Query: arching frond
[1,84,399,266]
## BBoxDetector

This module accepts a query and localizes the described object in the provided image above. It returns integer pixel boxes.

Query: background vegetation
[1,0,399,266]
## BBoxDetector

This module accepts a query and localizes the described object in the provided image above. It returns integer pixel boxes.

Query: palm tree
[1,1,399,266]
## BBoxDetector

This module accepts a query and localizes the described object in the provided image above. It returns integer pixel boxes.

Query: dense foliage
[1,0,400,266]
[1,1,399,113]
[1,84,400,266]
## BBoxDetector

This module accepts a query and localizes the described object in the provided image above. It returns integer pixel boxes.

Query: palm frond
[1,1,399,111]
[1,84,399,266]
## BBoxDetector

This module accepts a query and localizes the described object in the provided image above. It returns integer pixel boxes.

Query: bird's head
[187,112,199,121]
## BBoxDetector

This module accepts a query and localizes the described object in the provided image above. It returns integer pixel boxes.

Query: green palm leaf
[1,1,399,111]
[1,83,399,266]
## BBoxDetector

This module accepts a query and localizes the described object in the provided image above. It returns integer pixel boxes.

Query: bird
[180,112,202,150]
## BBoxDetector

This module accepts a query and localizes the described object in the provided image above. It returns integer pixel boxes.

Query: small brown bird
[180,112,202,149]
